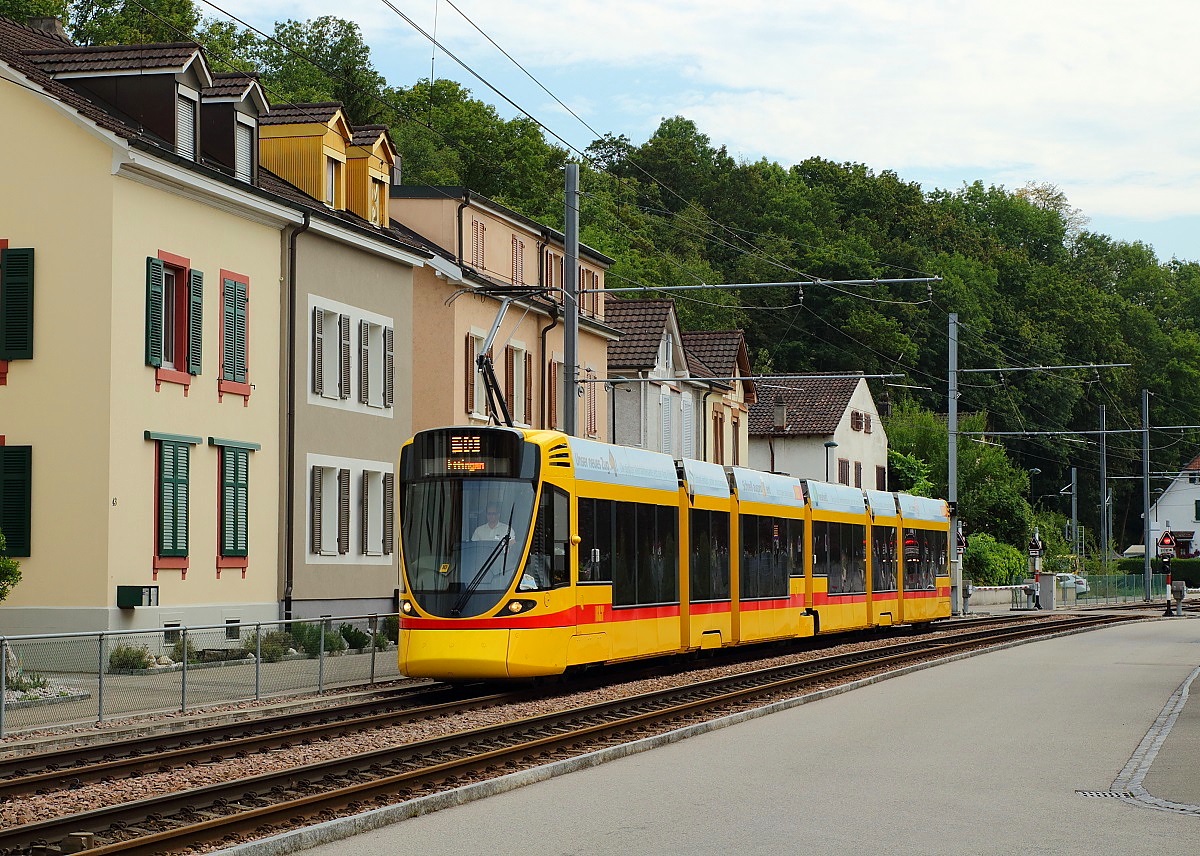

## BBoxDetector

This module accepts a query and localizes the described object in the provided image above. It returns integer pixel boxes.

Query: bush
[171,636,197,664]
[962,534,1028,586]
[243,629,292,663]
[339,623,370,650]
[8,669,47,692]
[109,643,153,671]
[381,614,399,644]
[290,622,346,658]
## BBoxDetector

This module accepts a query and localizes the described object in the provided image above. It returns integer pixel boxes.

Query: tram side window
[578,497,614,583]
[815,521,866,595]
[613,501,679,607]
[872,526,897,593]
[903,528,947,590]
[525,485,570,590]
[739,515,796,599]
[689,509,730,602]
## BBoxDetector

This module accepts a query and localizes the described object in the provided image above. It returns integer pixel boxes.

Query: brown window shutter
[360,469,370,554]
[854,461,863,488]
[864,413,872,433]
[586,377,597,436]
[384,326,394,407]
[383,471,395,555]
[504,346,515,416]
[310,467,323,553]
[338,314,351,399]
[876,466,887,490]
[524,352,533,424]
[312,308,324,395]
[337,468,350,554]
[838,458,850,485]
[851,411,862,431]
[465,333,475,413]
[359,320,370,404]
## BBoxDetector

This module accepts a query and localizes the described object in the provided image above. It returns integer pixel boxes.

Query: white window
[359,320,393,408]
[176,94,196,159]
[325,157,342,207]
[313,307,347,399]
[310,465,348,556]
[234,120,254,182]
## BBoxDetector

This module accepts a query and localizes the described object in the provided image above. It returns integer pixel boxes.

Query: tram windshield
[401,478,535,617]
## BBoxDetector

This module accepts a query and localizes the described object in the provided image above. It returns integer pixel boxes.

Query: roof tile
[604,296,674,369]
[748,374,863,435]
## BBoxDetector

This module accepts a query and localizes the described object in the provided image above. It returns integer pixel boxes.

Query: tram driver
[472,504,513,542]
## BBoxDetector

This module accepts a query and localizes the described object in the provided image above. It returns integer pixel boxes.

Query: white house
[747,373,887,486]
[1145,451,1200,557]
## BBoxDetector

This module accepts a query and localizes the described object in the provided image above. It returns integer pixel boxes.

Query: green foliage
[290,622,346,657]
[171,636,196,664]
[380,615,399,645]
[69,0,200,46]
[886,448,933,496]
[7,668,47,692]
[339,623,370,650]
[962,534,1028,586]
[243,629,292,663]
[0,531,21,603]
[0,0,68,24]
[108,642,152,670]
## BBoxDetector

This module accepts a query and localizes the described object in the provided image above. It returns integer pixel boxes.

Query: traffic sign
[1158,531,1176,549]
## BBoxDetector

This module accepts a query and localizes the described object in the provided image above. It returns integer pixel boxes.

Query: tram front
[397,426,565,679]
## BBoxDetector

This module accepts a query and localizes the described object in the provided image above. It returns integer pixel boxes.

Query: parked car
[1055,572,1089,595]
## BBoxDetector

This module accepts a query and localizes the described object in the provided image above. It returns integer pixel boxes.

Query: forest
[6,0,1199,579]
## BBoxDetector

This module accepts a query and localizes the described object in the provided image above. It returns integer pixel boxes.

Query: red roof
[604,297,676,369]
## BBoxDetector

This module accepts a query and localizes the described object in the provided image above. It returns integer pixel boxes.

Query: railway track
[0,612,1136,856]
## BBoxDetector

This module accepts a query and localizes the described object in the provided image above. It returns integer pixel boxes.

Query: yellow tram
[397,426,950,680]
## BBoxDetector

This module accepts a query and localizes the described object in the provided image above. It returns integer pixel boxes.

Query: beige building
[390,187,617,438]
[681,330,756,466]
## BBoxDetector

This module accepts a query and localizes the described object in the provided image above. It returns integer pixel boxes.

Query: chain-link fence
[0,613,401,738]
[1077,573,1168,605]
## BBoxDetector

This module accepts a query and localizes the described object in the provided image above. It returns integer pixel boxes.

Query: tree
[962,533,1027,586]
[69,0,200,46]
[0,531,21,603]
[0,0,68,24]
[256,17,386,125]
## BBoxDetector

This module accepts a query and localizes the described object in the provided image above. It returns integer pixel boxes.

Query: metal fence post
[368,614,377,685]
[97,632,106,724]
[254,623,262,701]
[180,627,189,713]
[318,622,325,694]
[1,637,8,738]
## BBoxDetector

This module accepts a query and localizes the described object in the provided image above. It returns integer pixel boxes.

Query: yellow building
[0,20,429,631]
[681,331,756,466]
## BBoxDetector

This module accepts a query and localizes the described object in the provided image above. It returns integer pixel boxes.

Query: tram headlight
[400,600,413,615]
[505,599,537,614]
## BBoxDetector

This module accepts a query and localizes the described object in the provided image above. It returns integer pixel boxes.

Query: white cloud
[214,0,1200,233]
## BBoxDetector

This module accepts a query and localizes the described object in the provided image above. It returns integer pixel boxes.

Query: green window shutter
[145,258,164,368]
[0,247,34,360]
[220,447,249,557]
[234,281,247,382]
[186,269,203,375]
[158,441,189,557]
[0,445,32,557]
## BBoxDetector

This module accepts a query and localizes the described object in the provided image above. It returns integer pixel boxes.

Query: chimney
[27,17,68,39]
[773,395,786,430]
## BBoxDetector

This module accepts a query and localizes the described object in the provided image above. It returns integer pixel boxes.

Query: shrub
[291,622,346,657]
[8,669,47,692]
[243,629,292,663]
[962,534,1028,586]
[381,614,399,643]
[171,636,197,664]
[340,623,370,650]
[109,643,153,671]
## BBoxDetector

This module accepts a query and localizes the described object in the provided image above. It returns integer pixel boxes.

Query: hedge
[1115,557,1198,586]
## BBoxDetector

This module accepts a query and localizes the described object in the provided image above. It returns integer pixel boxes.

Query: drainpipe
[539,304,560,427]
[283,211,311,621]
[455,191,470,267]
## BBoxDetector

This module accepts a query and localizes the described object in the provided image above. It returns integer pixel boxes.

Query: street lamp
[1028,468,1041,505]
[824,440,838,482]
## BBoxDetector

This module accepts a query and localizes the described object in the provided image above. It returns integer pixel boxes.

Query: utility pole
[948,313,960,615]
[1070,466,1078,568]
[1099,405,1108,574]
[1142,389,1152,601]
[563,163,579,436]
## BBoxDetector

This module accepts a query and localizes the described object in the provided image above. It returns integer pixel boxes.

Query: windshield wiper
[450,534,511,617]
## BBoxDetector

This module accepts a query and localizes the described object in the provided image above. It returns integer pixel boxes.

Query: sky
[209,0,1200,262]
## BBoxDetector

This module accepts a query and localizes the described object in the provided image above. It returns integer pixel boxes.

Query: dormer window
[234,118,254,182]
[176,91,198,160]
[325,157,342,207]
